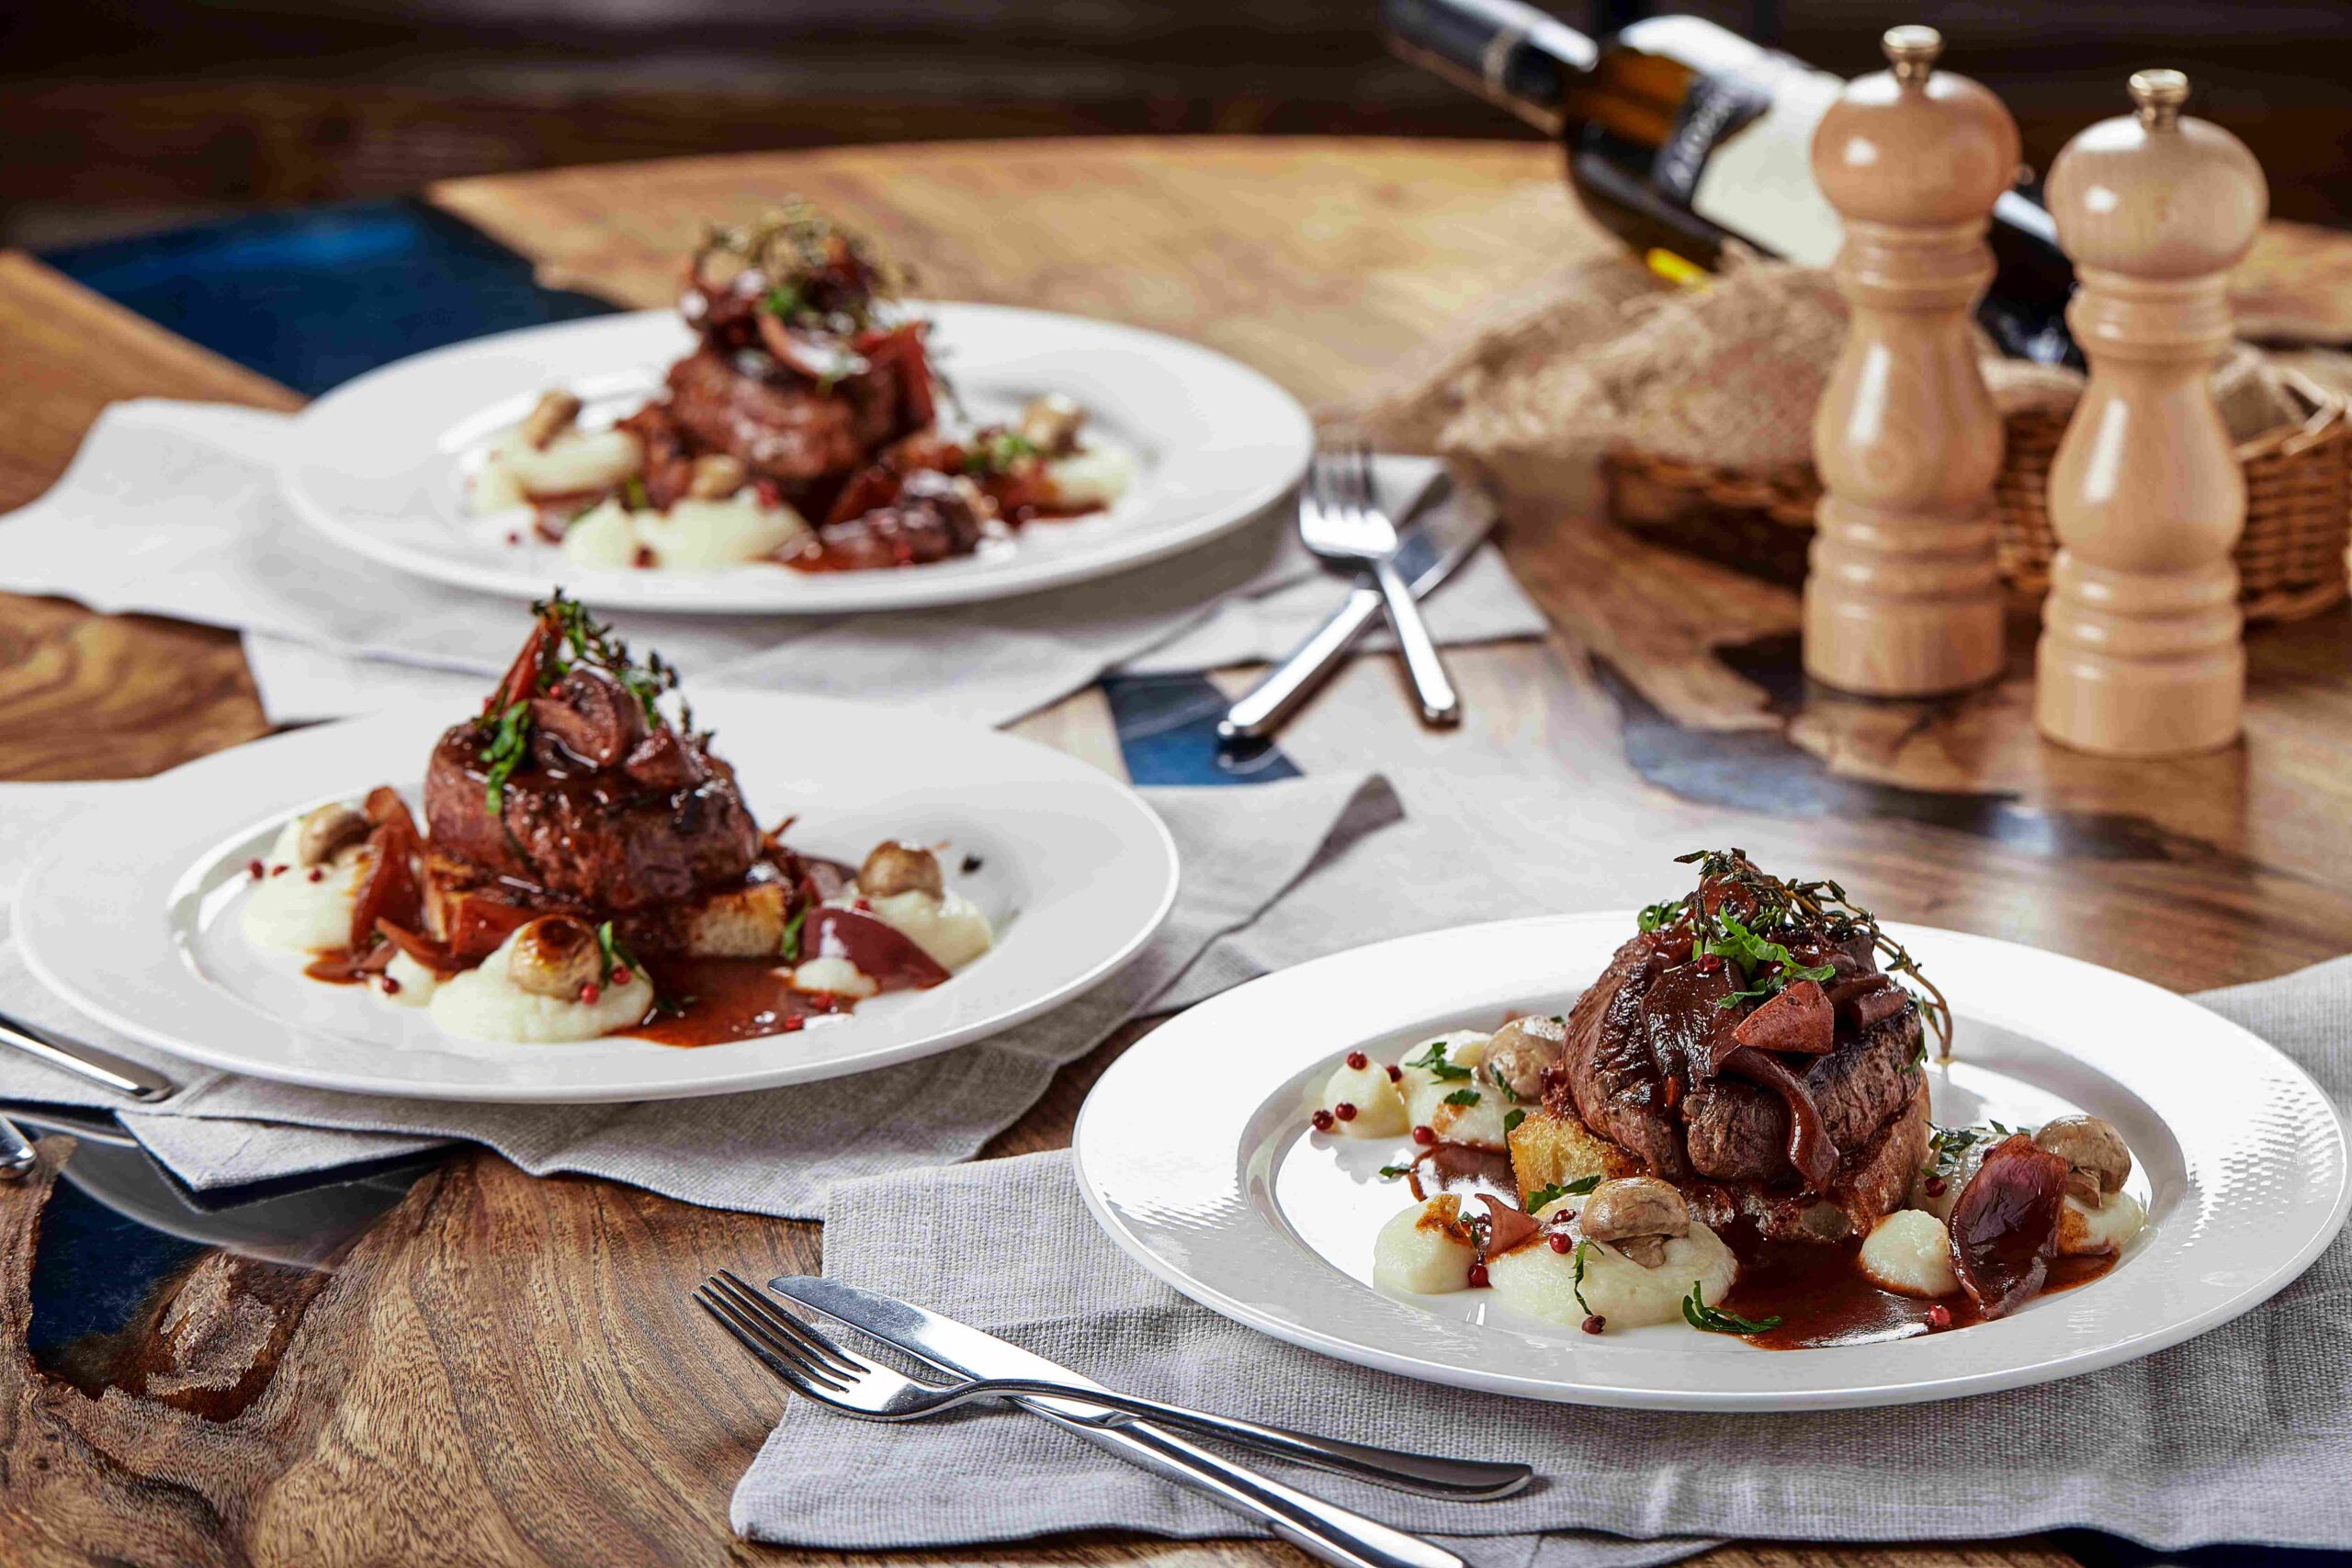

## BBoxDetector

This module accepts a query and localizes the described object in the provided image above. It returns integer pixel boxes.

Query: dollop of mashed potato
[1045,446,1134,510]
[1372,1195,1479,1294]
[2057,1189,2147,1257]
[1317,1056,1408,1138]
[860,887,993,972]
[792,955,878,1000]
[472,426,642,514]
[557,493,809,571]
[1396,1030,1510,1148]
[1858,1209,1959,1298]
[1486,1195,1738,1330]
[239,819,365,952]
[429,927,653,1043]
[382,950,441,1008]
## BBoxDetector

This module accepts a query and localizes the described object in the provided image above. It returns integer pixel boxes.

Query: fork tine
[695,1287,848,1397]
[1351,440,1380,520]
[732,1283,886,1383]
[712,1270,872,1382]
[698,1281,853,1391]
[1304,449,1333,531]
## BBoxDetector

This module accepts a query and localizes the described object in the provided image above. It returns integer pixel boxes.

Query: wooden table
[1,137,2346,1568]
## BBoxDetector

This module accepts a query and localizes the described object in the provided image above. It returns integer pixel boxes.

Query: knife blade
[768,1275,1462,1568]
[1218,475,1498,742]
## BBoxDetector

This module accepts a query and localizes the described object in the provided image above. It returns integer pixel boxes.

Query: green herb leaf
[1404,1040,1473,1081]
[1503,1109,1526,1135]
[479,699,532,814]
[1572,1240,1595,1317]
[780,904,809,964]
[1521,1174,1600,1214]
[1377,1164,1413,1180]
[763,283,805,320]
[1682,1283,1781,1335]
[1442,1088,1482,1107]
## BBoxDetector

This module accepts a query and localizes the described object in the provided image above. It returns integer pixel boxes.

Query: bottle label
[1657,55,1846,268]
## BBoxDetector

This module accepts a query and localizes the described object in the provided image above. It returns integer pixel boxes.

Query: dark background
[4,0,2346,250]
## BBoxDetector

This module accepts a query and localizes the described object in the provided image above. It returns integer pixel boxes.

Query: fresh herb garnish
[762,283,805,320]
[1702,910,1838,1008]
[1522,1174,1601,1213]
[1403,1040,1473,1081]
[1442,1088,1482,1108]
[1571,1240,1595,1317]
[1927,1122,2009,1178]
[1682,1284,1781,1335]
[964,430,1040,476]
[1647,849,1955,1061]
[621,477,650,511]
[480,699,531,814]
[1503,1109,1526,1135]
[594,920,640,985]
[1377,1164,1414,1180]
[780,904,809,964]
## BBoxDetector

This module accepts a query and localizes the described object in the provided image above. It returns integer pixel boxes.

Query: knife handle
[1020,1393,1463,1568]
[1218,584,1385,742]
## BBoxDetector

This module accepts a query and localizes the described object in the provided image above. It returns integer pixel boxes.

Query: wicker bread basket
[1605,367,2352,622]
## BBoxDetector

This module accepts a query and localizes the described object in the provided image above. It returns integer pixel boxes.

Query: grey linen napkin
[2,401,1542,728]
[0,773,1401,1212]
[735,951,2352,1562]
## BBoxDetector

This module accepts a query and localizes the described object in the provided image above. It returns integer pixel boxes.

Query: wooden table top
[0,135,2346,1568]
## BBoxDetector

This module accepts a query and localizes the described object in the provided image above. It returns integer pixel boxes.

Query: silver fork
[694,1270,1529,1501]
[1297,443,1460,728]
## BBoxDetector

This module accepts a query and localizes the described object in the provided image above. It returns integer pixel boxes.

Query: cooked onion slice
[1948,1133,2069,1317]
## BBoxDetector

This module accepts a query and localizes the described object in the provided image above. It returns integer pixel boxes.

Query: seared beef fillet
[422,724,758,911]
[1555,926,1925,1190]
[662,347,903,490]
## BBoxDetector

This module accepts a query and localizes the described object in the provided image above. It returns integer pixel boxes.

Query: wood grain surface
[4,137,2352,1567]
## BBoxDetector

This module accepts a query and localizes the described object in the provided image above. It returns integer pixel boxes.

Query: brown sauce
[622,908,947,1048]
[1402,1144,1516,1203]
[1719,1232,2118,1350]
[302,952,374,986]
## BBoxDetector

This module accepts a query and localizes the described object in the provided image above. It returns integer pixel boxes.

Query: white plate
[280,304,1313,614]
[1073,913,2349,1410]
[16,692,1177,1103]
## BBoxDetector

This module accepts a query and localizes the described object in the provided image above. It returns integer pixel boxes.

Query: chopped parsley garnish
[1503,1109,1526,1135]
[1377,1164,1413,1180]
[1682,1284,1781,1335]
[1522,1174,1601,1213]
[480,700,530,814]
[1571,1240,1596,1317]
[1442,1088,1482,1107]
[1926,1122,2011,1178]
[1403,1040,1473,1081]
[762,283,805,320]
[780,904,809,964]
[964,430,1041,476]
[621,476,650,511]
[1701,909,1838,1007]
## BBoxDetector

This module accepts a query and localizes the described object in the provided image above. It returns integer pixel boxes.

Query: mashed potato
[1317,1055,1408,1138]
[861,887,993,972]
[791,955,878,1000]
[429,927,653,1043]
[1396,1030,1512,1149]
[473,425,642,513]
[1858,1209,1959,1298]
[382,950,441,1008]
[559,493,809,571]
[239,818,365,952]
[1487,1196,1739,1330]
[2057,1190,2147,1257]
[1046,446,1134,511]
[1372,1195,1479,1294]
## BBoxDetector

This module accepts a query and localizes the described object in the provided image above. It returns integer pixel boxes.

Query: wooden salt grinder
[2036,70,2267,756]
[1803,26,2012,696]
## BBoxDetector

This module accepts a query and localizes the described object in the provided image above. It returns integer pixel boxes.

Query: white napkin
[0,774,1402,1213]
[2,400,1544,727]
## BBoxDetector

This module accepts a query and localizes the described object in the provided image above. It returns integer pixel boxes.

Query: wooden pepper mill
[2036,70,2267,756]
[1803,25,2012,696]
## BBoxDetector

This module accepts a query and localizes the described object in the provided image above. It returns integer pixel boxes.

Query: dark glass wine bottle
[1382,0,2078,365]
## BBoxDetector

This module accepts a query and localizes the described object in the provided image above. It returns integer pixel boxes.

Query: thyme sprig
[1645,849,1955,1062]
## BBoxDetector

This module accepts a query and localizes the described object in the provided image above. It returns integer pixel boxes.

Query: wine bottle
[1382,0,2078,364]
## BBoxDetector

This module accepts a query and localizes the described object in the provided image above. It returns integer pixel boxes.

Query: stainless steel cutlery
[1295,442,1461,729]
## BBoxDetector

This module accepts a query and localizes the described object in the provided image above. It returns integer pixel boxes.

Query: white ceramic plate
[279,304,1313,614]
[1073,913,2349,1411]
[16,692,1177,1103]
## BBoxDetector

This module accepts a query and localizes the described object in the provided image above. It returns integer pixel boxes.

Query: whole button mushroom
[860,840,944,900]
[1484,1014,1567,1102]
[508,916,604,1000]
[2032,1114,2132,1207]
[1580,1176,1691,1269]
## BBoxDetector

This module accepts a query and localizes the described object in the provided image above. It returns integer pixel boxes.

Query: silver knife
[0,1010,177,1102]
[770,1275,1464,1568]
[1219,476,1498,742]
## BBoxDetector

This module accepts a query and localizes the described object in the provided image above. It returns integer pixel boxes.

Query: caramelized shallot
[1947,1134,2069,1318]
[1730,978,1835,1056]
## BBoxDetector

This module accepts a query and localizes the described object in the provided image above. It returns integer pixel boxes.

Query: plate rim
[15,693,1181,1103]
[277,301,1314,615]
[1071,909,2352,1411]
